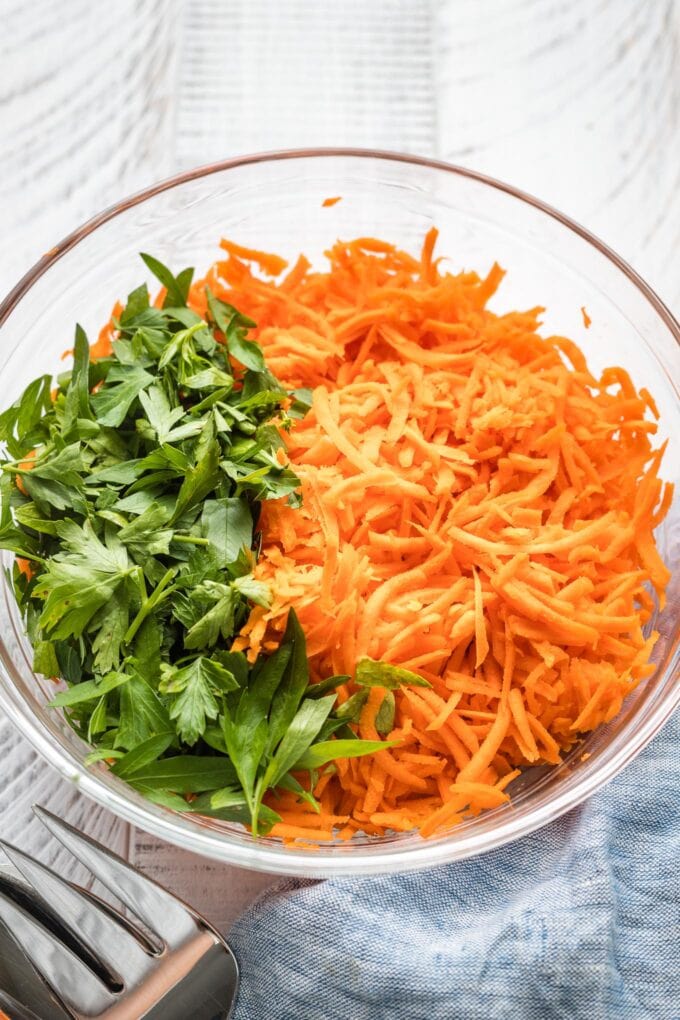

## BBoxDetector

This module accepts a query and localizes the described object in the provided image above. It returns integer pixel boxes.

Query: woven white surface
[0,0,678,932]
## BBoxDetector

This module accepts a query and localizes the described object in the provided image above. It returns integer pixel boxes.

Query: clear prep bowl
[0,150,678,877]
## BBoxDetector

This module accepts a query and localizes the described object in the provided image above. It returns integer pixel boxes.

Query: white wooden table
[1,0,679,933]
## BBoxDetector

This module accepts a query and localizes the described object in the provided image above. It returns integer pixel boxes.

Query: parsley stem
[172,534,210,546]
[250,775,267,839]
[124,567,177,645]
[133,565,148,603]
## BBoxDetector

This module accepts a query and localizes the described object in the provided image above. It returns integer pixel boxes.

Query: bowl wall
[0,151,678,876]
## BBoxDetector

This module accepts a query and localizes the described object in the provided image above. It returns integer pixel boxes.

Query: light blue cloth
[230,711,680,1020]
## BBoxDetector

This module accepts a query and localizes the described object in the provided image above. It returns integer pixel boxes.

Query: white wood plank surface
[0,0,678,933]
[434,0,680,312]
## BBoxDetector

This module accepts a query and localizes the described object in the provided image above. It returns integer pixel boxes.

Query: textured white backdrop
[1,0,678,931]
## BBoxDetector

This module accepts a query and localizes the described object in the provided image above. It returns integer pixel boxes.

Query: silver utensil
[0,867,71,1019]
[0,989,43,1020]
[0,806,239,1019]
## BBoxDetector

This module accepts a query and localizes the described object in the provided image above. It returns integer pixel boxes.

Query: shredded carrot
[218,238,287,277]
[581,306,592,329]
[90,300,123,360]
[15,447,38,496]
[269,823,335,841]
[322,196,343,207]
[186,230,672,840]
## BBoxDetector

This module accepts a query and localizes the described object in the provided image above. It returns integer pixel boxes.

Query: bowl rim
[0,147,678,877]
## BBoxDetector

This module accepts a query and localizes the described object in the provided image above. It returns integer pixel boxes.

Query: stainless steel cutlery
[0,807,238,1019]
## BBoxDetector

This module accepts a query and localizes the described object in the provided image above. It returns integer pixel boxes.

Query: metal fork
[0,806,239,1019]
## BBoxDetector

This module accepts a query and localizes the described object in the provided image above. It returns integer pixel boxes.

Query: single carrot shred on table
[581,305,592,328]
[322,196,343,207]
[184,229,672,840]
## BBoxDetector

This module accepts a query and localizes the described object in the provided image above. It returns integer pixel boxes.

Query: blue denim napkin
[230,711,679,1020]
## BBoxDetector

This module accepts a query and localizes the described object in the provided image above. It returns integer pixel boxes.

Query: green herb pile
[0,255,391,835]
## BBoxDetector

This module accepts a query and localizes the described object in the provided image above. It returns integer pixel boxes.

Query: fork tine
[76,883,161,949]
[0,907,72,1020]
[34,806,197,946]
[0,889,117,1018]
[0,989,43,1020]
[0,840,151,989]
[0,869,108,985]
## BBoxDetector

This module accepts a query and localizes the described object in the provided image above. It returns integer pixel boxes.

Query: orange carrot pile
[182,231,671,841]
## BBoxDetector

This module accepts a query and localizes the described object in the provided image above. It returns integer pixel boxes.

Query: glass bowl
[0,150,678,877]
